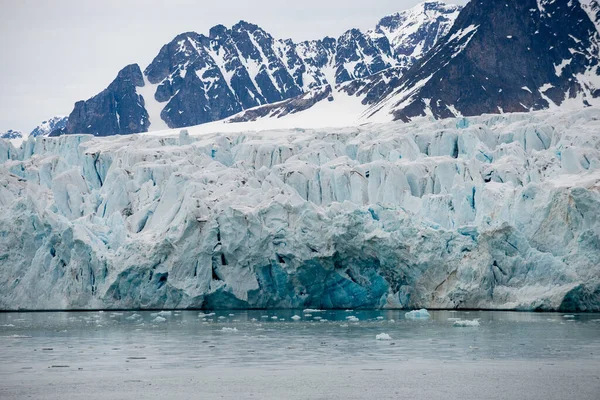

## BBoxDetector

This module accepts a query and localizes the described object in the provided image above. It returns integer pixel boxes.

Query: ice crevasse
[0,107,599,311]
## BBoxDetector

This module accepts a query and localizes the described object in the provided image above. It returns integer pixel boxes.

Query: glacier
[0,107,599,311]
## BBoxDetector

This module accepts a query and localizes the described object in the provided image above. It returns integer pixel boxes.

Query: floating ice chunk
[447,317,461,321]
[376,316,384,320]
[153,316,166,323]
[405,309,430,319]
[251,318,257,322]
[291,315,301,321]
[221,327,238,332]
[199,312,215,318]
[303,309,325,313]
[271,316,278,320]
[228,314,235,317]
[376,333,392,340]
[346,316,359,322]
[563,315,575,318]
[157,311,172,316]
[389,319,395,323]
[453,319,480,327]
[340,324,349,328]
[1,324,15,327]
[304,314,313,317]
[218,316,226,320]
[345,310,353,312]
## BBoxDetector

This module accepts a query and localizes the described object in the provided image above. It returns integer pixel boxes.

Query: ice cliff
[0,107,599,311]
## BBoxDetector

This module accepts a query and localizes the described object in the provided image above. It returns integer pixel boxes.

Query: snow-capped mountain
[365,0,600,121]
[228,0,600,126]
[62,1,461,136]
[1,106,599,310]
[0,130,23,140]
[29,116,68,137]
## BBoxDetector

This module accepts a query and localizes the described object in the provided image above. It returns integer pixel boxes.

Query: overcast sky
[0,0,468,134]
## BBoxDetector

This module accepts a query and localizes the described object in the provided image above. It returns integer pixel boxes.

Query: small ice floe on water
[319,319,328,322]
[339,324,349,328]
[376,316,384,320]
[563,315,575,318]
[153,316,167,323]
[261,316,269,319]
[228,314,235,317]
[199,312,215,318]
[453,319,480,327]
[448,317,461,321]
[345,309,353,312]
[1,324,15,327]
[221,327,238,332]
[405,309,430,319]
[251,318,258,322]
[314,316,322,320]
[3,335,32,339]
[291,315,301,321]
[346,316,359,322]
[376,333,392,340]
[303,309,325,313]
[218,316,226,320]
[126,313,141,321]
[389,319,395,323]
[271,316,278,320]
[157,311,172,317]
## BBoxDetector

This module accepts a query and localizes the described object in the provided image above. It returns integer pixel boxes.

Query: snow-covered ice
[0,107,599,311]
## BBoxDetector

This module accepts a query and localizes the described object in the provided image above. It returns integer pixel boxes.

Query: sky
[0,0,469,134]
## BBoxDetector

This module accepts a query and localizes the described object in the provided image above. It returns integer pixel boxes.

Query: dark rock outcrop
[65,64,149,136]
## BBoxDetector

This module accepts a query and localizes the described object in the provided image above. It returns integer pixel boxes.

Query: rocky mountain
[30,116,68,137]
[0,130,23,140]
[364,0,600,121]
[61,1,461,136]
[230,0,600,125]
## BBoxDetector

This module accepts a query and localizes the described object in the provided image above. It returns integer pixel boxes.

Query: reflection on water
[1,310,599,374]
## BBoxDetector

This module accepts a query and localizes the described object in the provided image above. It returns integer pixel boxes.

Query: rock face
[365,0,600,121]
[65,64,149,136]
[0,130,22,140]
[30,116,68,137]
[61,2,461,135]
[1,107,599,311]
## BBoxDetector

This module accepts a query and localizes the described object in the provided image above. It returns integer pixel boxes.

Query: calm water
[1,310,600,399]
[1,310,599,368]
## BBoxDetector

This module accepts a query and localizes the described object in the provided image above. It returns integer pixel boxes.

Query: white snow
[137,76,170,131]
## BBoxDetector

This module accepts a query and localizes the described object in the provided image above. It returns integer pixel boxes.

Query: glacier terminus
[0,107,599,311]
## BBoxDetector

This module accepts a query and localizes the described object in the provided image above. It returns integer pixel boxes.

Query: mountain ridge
[60,1,461,136]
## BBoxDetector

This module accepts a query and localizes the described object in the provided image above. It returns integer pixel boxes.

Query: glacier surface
[0,108,599,311]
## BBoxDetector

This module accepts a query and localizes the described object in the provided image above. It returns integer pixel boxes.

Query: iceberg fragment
[405,309,431,319]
